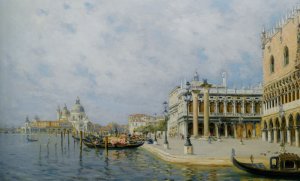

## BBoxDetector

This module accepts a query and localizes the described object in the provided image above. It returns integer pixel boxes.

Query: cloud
[0,0,298,127]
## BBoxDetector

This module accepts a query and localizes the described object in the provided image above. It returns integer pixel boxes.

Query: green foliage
[134,124,155,134]
[134,117,168,134]
[155,118,167,131]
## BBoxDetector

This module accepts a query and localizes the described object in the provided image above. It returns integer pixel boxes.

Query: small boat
[72,135,80,141]
[83,138,144,149]
[231,149,300,179]
[27,135,38,142]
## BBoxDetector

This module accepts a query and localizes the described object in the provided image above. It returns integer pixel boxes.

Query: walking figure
[250,155,254,164]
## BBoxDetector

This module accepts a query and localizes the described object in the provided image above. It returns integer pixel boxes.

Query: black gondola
[82,138,144,149]
[72,135,80,141]
[232,150,300,179]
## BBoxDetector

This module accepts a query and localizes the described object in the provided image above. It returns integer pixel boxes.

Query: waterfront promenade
[142,137,300,166]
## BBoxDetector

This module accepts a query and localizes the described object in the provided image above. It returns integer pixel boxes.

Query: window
[270,55,275,73]
[284,46,289,66]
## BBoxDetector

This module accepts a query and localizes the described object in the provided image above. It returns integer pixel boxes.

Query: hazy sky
[0,0,298,127]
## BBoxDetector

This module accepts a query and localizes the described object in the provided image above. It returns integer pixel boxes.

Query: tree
[134,124,155,135]
[155,119,167,132]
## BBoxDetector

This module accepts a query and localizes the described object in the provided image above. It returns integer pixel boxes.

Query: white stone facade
[68,97,92,132]
[168,73,263,139]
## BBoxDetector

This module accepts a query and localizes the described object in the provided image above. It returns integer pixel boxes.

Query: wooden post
[80,131,83,148]
[105,136,108,156]
[67,130,70,146]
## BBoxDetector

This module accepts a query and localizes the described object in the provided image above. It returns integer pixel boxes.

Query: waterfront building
[22,97,92,134]
[23,117,73,134]
[168,72,263,139]
[261,8,300,147]
[128,114,159,134]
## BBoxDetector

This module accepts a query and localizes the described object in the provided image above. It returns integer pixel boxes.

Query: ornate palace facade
[261,8,300,147]
[168,73,263,139]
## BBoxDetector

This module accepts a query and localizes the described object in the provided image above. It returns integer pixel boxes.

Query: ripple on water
[0,134,288,180]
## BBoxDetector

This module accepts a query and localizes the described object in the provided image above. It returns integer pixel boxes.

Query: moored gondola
[27,135,38,142]
[72,135,80,141]
[231,149,300,179]
[83,138,144,149]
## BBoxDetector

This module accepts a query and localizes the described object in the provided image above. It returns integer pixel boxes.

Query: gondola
[231,150,300,179]
[27,135,38,142]
[72,135,80,141]
[82,138,144,149]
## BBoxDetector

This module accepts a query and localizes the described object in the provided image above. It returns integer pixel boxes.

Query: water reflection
[0,134,291,181]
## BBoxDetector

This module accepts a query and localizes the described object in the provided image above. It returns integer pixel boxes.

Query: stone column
[280,129,284,143]
[233,124,237,138]
[252,123,256,138]
[243,124,247,138]
[233,101,236,115]
[215,101,218,114]
[242,100,245,114]
[295,127,299,147]
[287,127,292,145]
[224,101,227,115]
[225,124,228,138]
[262,129,267,142]
[273,128,278,143]
[268,129,272,143]
[192,91,199,137]
[203,87,210,138]
[251,101,254,114]
[215,123,219,138]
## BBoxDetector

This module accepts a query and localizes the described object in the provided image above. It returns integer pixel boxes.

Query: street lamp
[184,81,192,146]
[239,113,244,145]
[163,101,169,149]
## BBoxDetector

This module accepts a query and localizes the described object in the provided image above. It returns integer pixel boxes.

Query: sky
[0,0,298,127]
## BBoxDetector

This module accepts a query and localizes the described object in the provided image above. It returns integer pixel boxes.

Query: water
[0,134,290,180]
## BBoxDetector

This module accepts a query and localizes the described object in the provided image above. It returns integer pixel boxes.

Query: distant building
[68,97,93,132]
[22,97,93,133]
[168,72,263,139]
[128,114,159,134]
[261,9,300,147]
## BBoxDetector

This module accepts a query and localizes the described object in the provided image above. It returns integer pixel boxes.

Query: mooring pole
[67,130,70,148]
[105,136,108,156]
[80,131,83,148]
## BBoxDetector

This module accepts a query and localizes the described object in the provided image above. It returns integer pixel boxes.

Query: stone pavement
[142,137,300,166]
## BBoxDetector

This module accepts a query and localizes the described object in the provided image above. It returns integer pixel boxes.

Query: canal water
[0,134,290,180]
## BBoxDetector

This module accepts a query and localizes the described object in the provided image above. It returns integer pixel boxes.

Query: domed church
[68,97,92,132]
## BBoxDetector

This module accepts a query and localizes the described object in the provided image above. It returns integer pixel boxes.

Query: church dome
[71,97,85,113]
[61,104,70,117]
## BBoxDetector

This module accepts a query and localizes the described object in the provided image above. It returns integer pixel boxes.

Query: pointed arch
[270,55,275,73]
[284,46,289,66]
[296,113,300,126]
